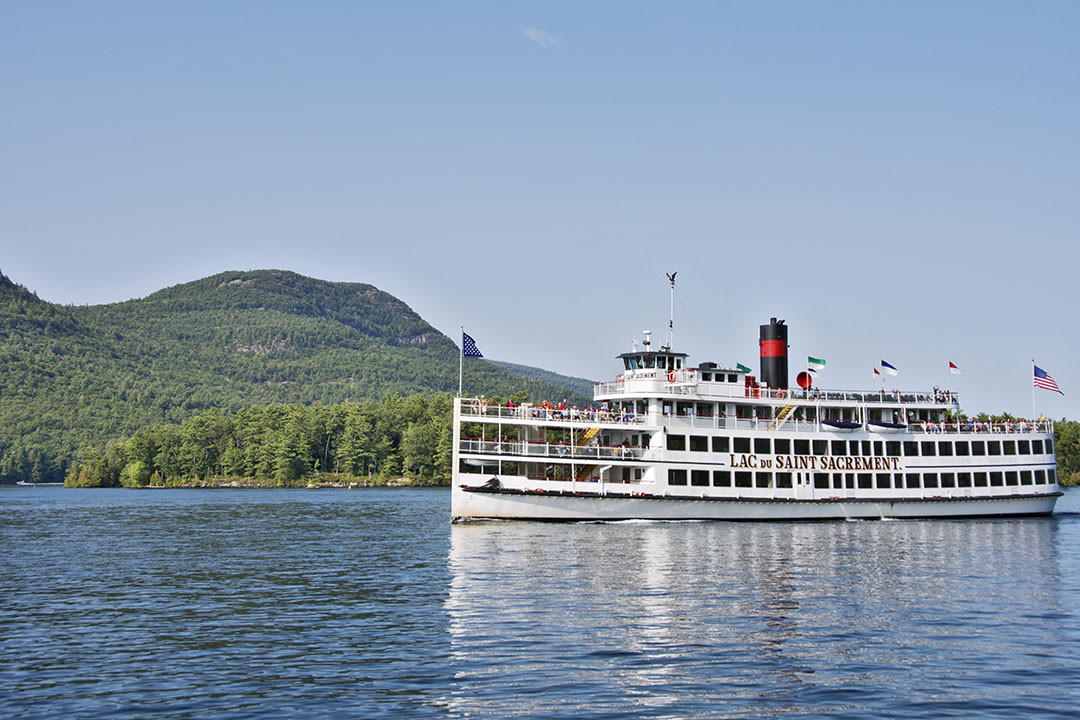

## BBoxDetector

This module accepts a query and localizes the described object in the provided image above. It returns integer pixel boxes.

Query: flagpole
[953,365,959,426]
[667,271,676,350]
[1032,358,1036,420]
[459,326,464,398]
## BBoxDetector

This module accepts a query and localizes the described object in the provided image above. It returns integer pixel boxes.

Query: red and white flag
[949,362,961,375]
[1034,365,1063,395]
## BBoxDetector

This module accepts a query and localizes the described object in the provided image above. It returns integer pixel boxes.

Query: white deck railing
[459,401,1053,436]
[661,416,1053,435]
[907,420,1053,435]
[459,438,652,461]
[459,399,646,425]
[595,374,959,406]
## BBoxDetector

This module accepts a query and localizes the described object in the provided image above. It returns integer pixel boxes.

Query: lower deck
[452,482,1060,521]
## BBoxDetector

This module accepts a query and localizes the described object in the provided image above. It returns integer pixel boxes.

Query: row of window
[666,434,1053,457]
[668,468,1058,489]
[700,372,741,383]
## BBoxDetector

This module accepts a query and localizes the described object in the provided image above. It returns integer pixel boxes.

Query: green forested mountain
[0,269,588,483]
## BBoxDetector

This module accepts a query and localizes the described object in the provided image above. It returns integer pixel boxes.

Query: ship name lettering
[728,454,901,471]
[729,453,759,469]
[775,455,816,470]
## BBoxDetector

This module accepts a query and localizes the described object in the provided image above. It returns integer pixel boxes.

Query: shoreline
[41,476,451,490]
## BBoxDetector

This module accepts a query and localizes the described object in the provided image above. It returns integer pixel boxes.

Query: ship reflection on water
[445,517,1072,718]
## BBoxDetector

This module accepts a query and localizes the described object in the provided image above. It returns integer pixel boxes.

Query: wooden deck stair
[769,404,797,431]
[577,426,600,445]
[574,426,601,479]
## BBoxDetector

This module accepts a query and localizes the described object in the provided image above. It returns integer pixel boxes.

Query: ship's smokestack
[759,318,788,389]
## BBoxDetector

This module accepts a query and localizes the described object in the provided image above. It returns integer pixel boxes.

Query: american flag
[1033,365,1063,395]
[462,331,483,358]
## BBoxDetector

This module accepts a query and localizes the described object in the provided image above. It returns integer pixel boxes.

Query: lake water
[2,486,1079,719]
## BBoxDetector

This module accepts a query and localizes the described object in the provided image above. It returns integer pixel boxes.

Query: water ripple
[2,487,1079,718]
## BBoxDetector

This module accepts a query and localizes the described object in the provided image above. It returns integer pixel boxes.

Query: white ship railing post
[451,396,462,487]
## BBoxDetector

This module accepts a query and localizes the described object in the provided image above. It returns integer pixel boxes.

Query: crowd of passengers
[913,417,1047,433]
[464,398,1049,433]
[467,397,638,423]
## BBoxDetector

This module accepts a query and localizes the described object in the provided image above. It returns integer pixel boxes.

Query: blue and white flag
[881,360,898,376]
[462,331,483,358]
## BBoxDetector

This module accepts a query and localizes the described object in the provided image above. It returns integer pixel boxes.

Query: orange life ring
[777,390,787,399]
[668,370,677,383]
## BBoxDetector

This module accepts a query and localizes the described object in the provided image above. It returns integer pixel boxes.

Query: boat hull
[452,485,1060,522]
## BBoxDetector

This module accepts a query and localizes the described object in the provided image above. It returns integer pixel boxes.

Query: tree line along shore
[64,393,464,488]
[61,394,1080,488]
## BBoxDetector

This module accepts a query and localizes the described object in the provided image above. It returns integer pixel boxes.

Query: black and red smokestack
[759,318,788,389]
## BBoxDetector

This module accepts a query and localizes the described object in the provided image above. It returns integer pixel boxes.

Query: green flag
[808,356,826,373]
[736,363,751,373]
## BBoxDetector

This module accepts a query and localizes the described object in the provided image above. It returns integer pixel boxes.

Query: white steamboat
[451,321,1060,522]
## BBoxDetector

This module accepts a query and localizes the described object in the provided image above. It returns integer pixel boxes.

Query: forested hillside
[0,269,588,483]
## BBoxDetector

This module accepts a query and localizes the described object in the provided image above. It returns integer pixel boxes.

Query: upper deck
[466,330,1052,437]
[458,398,1054,436]
[595,367,957,408]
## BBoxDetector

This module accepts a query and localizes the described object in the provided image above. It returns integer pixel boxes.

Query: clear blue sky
[3,1,1078,418]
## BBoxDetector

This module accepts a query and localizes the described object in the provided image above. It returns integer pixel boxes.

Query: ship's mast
[666,271,677,350]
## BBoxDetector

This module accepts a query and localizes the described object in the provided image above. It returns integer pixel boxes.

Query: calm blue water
[1,486,1079,719]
